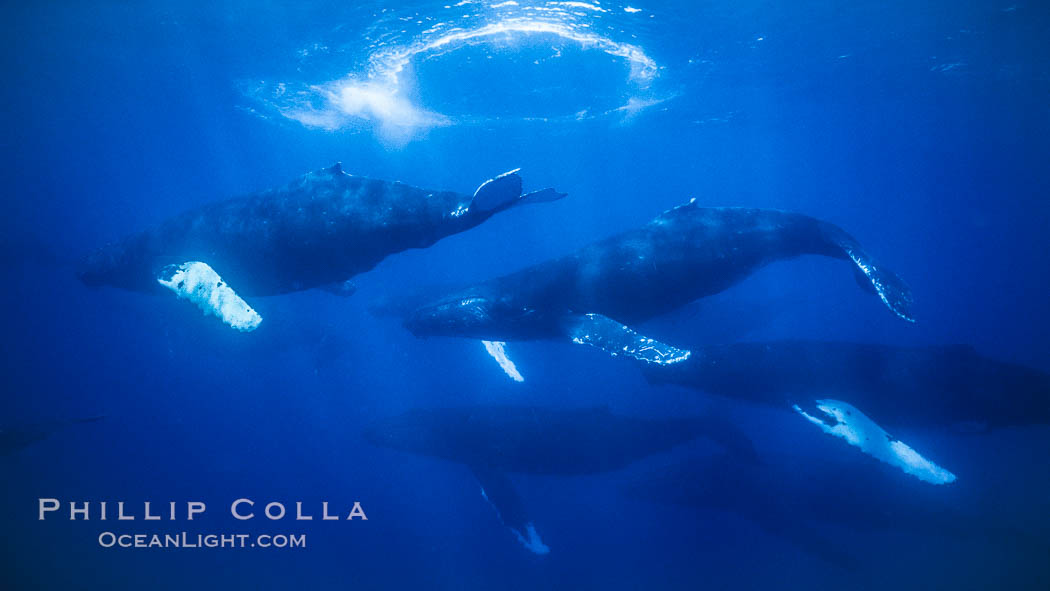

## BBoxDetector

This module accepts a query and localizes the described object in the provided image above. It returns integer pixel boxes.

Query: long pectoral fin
[481,341,525,382]
[156,261,262,332]
[471,465,549,555]
[793,399,956,485]
[564,313,692,365]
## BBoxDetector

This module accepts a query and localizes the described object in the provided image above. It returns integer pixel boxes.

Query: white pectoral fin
[564,313,691,365]
[512,522,550,556]
[473,465,550,555]
[793,399,957,485]
[482,341,525,382]
[157,261,262,332]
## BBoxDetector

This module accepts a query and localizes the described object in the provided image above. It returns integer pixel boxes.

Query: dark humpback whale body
[401,200,914,365]
[79,164,564,329]
[625,452,1037,572]
[644,340,1050,431]
[0,416,105,456]
[363,405,753,554]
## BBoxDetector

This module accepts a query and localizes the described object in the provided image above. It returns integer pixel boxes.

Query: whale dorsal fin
[328,162,344,175]
[563,313,692,365]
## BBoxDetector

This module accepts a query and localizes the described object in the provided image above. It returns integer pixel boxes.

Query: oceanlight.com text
[97,532,306,549]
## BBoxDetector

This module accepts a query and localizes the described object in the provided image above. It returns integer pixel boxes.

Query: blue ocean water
[2,1,1049,589]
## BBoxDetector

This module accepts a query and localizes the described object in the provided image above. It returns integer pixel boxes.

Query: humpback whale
[363,405,754,554]
[625,452,1040,572]
[643,340,1050,431]
[638,340,1050,483]
[79,164,565,330]
[0,416,105,456]
[400,200,914,366]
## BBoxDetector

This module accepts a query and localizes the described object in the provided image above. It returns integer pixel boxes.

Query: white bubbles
[292,79,450,142]
[251,2,663,143]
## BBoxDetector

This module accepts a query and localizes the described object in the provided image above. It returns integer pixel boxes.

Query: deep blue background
[2,1,1049,589]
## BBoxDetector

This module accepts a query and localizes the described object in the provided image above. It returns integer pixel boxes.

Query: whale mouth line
[248,5,663,143]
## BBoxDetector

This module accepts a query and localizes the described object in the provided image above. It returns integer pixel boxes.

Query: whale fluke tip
[876,270,916,323]
[847,252,915,323]
[520,188,566,204]
[821,222,916,323]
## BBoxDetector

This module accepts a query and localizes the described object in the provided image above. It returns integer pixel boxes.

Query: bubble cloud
[251,2,662,143]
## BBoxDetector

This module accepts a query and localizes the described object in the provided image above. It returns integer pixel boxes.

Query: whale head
[404,294,499,338]
[403,292,551,341]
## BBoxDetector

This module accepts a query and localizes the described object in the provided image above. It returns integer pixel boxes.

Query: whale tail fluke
[472,169,524,212]
[472,169,566,214]
[820,223,916,323]
[519,187,567,204]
